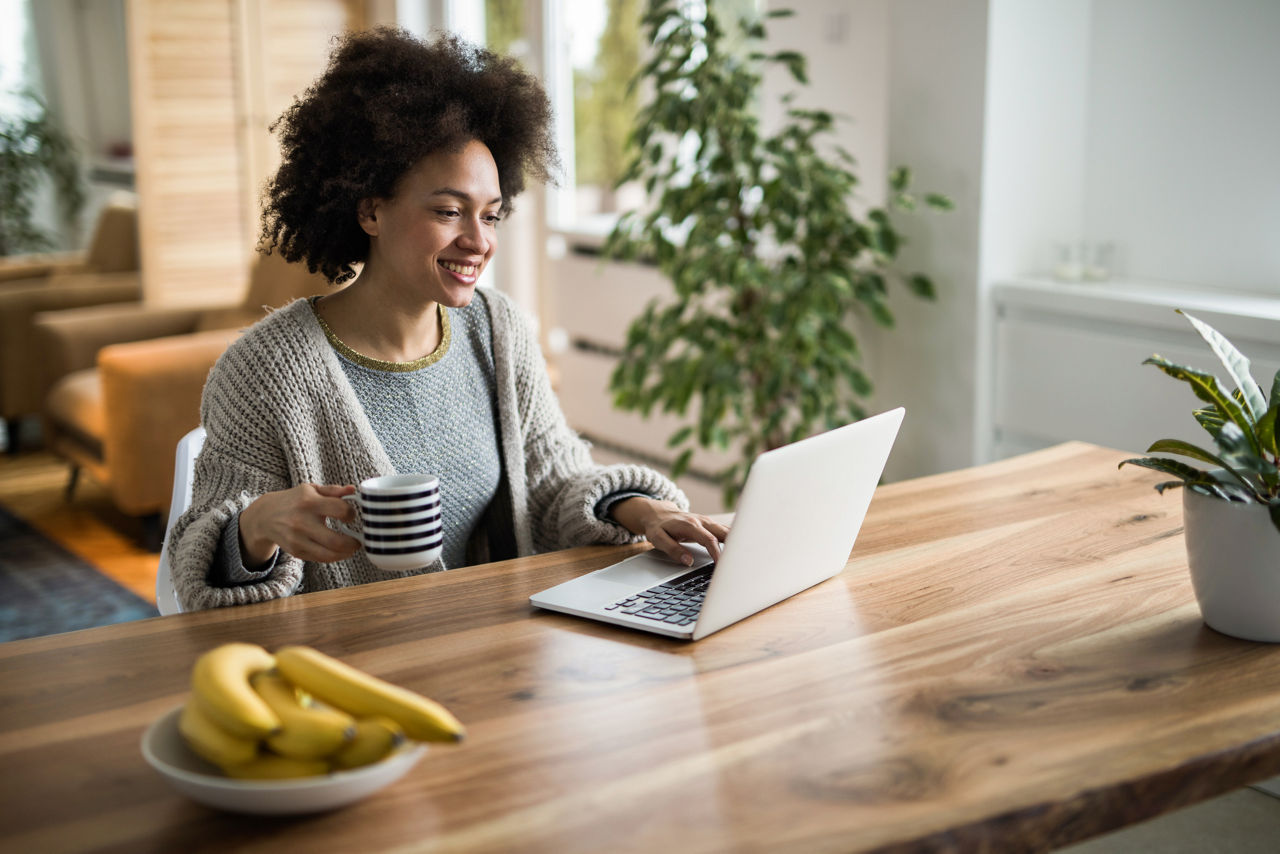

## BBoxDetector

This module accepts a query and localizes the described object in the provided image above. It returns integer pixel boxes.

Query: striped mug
[335,474,443,571]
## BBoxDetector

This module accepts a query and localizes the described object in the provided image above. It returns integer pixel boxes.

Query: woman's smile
[439,259,480,284]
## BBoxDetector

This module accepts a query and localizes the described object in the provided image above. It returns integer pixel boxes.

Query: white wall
[867,0,990,482]
[1082,0,1280,292]
[761,0,890,210]
[744,0,990,484]
[974,0,1093,464]
[974,0,1280,463]
[980,0,1092,283]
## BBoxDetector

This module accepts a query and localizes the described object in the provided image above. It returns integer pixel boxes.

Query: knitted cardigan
[168,288,687,611]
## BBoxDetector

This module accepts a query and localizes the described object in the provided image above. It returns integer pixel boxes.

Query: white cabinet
[990,280,1280,460]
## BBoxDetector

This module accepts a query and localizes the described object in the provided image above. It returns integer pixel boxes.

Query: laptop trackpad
[598,546,714,588]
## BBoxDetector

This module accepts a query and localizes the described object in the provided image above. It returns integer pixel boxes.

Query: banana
[275,645,465,743]
[190,643,281,739]
[221,753,330,780]
[331,716,405,770]
[252,670,356,760]
[178,702,259,768]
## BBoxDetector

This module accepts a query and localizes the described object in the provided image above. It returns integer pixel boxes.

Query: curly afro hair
[260,27,558,284]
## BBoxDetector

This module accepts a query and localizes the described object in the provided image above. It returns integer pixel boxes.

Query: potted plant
[0,90,84,256]
[1120,310,1280,642]
[603,1,951,506]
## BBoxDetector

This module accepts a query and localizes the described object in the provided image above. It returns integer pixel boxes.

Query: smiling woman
[164,27,728,613]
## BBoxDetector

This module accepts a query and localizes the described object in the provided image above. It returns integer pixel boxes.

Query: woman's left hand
[609,497,730,566]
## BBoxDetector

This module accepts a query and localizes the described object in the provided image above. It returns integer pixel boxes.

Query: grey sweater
[169,288,687,611]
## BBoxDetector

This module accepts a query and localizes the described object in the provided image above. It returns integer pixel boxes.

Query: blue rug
[0,505,159,642]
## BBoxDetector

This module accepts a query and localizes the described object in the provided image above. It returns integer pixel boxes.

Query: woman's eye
[436,209,461,219]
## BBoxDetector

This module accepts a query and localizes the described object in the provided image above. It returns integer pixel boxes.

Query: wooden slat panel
[242,0,369,246]
[130,0,248,308]
[129,0,370,309]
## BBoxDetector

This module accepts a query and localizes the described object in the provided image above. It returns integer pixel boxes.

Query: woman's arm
[167,436,308,610]
[166,336,358,610]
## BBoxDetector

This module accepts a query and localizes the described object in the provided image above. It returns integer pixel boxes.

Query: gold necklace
[311,297,451,372]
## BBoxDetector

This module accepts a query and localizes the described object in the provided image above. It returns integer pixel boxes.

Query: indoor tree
[604,0,952,504]
[0,90,83,256]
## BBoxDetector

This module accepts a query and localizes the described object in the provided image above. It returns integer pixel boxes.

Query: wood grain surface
[4,442,1280,853]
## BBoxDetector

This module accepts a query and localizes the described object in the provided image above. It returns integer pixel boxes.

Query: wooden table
[4,442,1280,853]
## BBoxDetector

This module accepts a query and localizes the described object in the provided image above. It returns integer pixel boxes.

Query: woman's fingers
[311,484,358,522]
[700,516,732,544]
[241,483,360,564]
[650,515,724,565]
[680,518,724,562]
[608,497,733,565]
[292,530,360,563]
[646,526,694,565]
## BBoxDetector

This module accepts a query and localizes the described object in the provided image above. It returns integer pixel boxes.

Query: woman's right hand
[238,484,360,566]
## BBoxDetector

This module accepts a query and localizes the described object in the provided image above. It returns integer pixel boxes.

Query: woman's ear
[357,198,379,237]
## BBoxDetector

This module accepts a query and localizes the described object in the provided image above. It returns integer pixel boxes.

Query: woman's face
[358,139,502,307]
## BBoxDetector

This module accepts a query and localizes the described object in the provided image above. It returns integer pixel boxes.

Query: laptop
[530,407,905,640]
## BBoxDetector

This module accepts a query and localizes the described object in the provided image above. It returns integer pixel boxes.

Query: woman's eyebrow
[430,187,504,206]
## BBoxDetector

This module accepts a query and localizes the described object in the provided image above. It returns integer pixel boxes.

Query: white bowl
[141,706,427,815]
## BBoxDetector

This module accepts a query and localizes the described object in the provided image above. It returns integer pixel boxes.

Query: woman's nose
[457,218,490,253]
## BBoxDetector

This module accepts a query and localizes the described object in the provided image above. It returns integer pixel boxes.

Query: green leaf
[889,166,910,192]
[1271,368,1280,409]
[1178,310,1268,421]
[1145,438,1260,495]
[1258,403,1278,458]
[771,51,807,84]
[868,300,895,328]
[924,193,954,210]
[1144,355,1262,458]
[671,447,694,479]
[1193,405,1226,437]
[1145,438,1228,468]
[1119,456,1205,480]
[906,274,936,299]
[666,425,694,448]
[1118,457,1232,500]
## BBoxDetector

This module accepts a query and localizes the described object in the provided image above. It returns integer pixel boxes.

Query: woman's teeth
[441,261,476,276]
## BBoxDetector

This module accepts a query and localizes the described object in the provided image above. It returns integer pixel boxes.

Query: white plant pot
[1183,487,1280,642]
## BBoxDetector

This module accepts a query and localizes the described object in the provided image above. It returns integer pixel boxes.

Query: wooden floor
[0,448,160,603]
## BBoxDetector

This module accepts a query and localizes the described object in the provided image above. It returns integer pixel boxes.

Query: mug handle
[332,493,361,539]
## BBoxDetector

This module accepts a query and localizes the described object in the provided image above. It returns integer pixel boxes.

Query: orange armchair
[0,191,139,284]
[35,251,332,546]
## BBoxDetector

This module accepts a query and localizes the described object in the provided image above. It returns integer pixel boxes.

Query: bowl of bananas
[141,643,464,815]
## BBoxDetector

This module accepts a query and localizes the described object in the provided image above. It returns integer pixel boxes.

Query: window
[547,0,644,235]
[0,0,39,116]
[544,0,758,238]
[415,1,758,240]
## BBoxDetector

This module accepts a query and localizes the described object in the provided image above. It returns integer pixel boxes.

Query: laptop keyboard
[605,564,716,627]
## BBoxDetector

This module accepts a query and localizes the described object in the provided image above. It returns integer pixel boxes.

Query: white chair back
[156,426,206,615]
